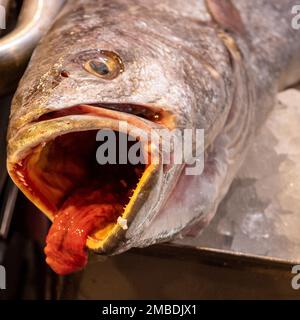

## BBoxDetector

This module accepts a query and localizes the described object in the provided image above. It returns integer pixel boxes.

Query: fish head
[7,2,238,256]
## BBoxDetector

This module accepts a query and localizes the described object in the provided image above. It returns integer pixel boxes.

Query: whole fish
[6,0,300,274]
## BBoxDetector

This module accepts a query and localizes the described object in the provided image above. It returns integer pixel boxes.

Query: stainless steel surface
[175,89,300,263]
[60,244,300,299]
[0,0,65,95]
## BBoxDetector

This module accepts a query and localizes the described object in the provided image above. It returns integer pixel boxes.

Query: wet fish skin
[7,0,300,255]
[8,0,234,148]
[135,0,300,248]
[137,0,300,247]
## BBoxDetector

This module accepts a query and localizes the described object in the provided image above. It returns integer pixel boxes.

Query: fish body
[6,0,300,273]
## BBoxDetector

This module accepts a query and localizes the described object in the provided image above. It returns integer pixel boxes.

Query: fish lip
[7,103,165,254]
[34,103,176,129]
[8,103,167,163]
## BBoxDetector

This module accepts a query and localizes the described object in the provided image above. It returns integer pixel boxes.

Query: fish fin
[206,0,247,37]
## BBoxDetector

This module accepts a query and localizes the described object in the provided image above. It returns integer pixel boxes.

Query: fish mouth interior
[8,103,164,273]
[15,127,153,247]
[41,129,143,203]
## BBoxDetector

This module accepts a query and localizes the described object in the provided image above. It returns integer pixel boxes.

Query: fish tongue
[44,188,122,275]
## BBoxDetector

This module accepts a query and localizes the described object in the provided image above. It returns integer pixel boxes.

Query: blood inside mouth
[16,130,146,275]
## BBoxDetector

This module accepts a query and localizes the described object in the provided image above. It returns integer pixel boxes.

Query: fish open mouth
[8,104,164,274]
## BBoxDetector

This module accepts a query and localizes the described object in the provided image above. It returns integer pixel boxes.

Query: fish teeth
[117,217,128,230]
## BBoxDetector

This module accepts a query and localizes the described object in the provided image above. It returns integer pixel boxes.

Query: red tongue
[44,188,122,275]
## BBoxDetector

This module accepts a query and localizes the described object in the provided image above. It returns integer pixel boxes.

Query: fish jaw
[7,104,181,254]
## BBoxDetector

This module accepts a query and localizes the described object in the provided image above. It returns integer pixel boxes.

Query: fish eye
[83,50,124,80]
